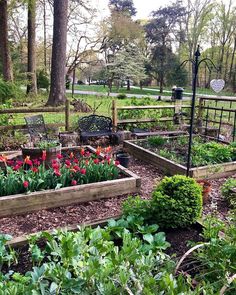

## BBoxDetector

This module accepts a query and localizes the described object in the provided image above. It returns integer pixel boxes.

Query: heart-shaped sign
[210,79,225,93]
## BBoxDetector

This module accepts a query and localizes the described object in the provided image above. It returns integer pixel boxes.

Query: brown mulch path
[0,152,232,238]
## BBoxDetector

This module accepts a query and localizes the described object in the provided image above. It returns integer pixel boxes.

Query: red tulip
[23,181,29,188]
[13,165,21,171]
[94,158,99,164]
[16,160,23,166]
[24,156,33,166]
[42,150,47,161]
[71,180,77,186]
[57,154,63,159]
[80,148,85,156]
[80,168,86,175]
[73,165,80,171]
[65,160,71,166]
[54,169,61,177]
[52,163,60,170]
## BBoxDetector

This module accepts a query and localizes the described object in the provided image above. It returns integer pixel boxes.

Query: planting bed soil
[3,220,203,276]
[0,153,230,236]
[124,136,236,179]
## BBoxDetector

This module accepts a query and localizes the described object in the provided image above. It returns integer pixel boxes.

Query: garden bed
[124,136,236,179]
[0,146,141,218]
[5,214,203,276]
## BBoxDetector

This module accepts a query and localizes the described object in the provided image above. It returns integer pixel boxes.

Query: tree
[27,0,37,95]
[109,0,136,17]
[183,0,214,85]
[145,2,186,92]
[0,0,13,81]
[107,44,146,91]
[46,0,68,106]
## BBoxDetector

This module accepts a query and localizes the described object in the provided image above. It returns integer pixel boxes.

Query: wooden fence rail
[112,99,191,128]
[0,99,72,132]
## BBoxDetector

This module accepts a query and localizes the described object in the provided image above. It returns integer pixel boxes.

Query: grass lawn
[73,85,173,97]
[11,93,175,130]
[72,84,236,97]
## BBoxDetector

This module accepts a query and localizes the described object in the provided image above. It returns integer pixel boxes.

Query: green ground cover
[138,135,236,167]
[73,84,236,97]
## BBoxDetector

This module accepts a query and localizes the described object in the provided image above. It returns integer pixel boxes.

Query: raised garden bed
[0,146,141,218]
[124,136,236,179]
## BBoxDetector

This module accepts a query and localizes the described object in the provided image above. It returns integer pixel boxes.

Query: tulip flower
[23,181,29,188]
[71,180,77,186]
[42,150,47,161]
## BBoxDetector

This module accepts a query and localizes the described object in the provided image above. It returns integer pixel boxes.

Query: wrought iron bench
[78,114,119,143]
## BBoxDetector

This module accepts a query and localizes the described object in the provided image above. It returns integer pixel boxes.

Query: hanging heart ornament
[210,79,225,93]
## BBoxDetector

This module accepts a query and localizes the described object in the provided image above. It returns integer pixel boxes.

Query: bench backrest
[78,115,112,132]
[25,114,48,141]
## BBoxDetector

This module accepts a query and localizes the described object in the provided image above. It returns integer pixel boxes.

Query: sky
[95,0,168,19]
[94,0,232,19]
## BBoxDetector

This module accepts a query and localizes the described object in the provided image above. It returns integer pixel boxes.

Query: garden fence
[111,99,191,129]
[198,96,236,141]
[0,100,71,133]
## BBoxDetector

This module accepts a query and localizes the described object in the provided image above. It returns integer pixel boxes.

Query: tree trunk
[0,0,13,81]
[46,0,68,106]
[43,0,47,72]
[127,79,130,91]
[27,0,37,95]
[229,37,236,89]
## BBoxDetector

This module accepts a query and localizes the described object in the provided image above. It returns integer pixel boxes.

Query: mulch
[0,152,231,238]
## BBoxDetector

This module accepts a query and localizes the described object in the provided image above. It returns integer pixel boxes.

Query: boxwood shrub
[152,175,202,228]
[123,175,202,228]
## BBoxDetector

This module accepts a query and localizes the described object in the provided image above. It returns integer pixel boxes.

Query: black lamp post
[181,45,218,176]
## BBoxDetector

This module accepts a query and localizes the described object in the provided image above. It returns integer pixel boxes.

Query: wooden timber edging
[0,146,141,218]
[124,139,236,179]
[0,173,140,219]
[7,214,122,248]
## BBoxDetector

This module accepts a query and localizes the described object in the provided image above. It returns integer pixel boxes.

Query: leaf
[55,183,62,190]
[49,282,58,294]
[143,233,154,244]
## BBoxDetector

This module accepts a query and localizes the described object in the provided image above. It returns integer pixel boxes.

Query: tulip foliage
[0,147,119,197]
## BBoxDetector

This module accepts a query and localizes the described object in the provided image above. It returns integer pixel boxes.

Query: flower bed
[0,146,141,217]
[124,136,236,179]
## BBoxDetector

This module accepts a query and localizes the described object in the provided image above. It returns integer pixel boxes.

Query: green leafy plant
[116,93,127,99]
[151,175,202,228]
[0,234,17,270]
[139,136,236,167]
[123,175,202,228]
[37,70,50,91]
[148,136,167,147]
[221,178,236,207]
[34,140,60,149]
[0,79,23,103]
[193,215,236,293]
[0,218,198,294]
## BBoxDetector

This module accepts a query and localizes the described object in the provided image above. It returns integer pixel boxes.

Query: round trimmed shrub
[152,175,202,228]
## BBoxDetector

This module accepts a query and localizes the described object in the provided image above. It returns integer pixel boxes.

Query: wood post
[197,97,204,128]
[112,99,117,131]
[65,99,70,131]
